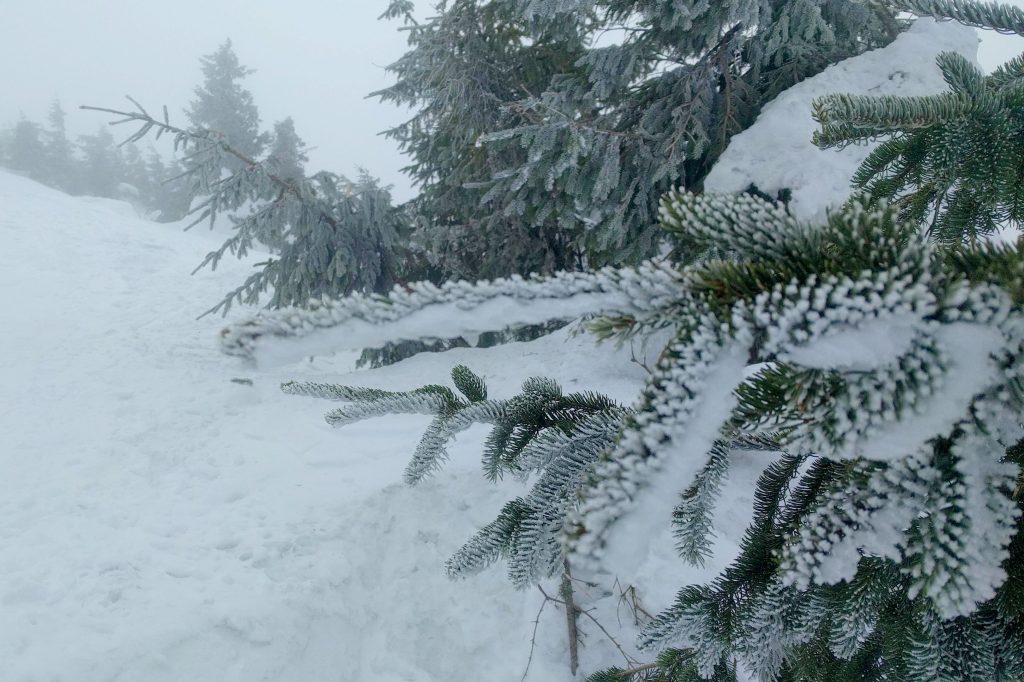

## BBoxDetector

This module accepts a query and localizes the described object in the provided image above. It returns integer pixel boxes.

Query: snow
[782,315,923,372]
[592,342,753,583]
[250,291,633,367]
[853,321,1005,461]
[705,19,980,222]
[220,261,682,365]
[0,171,764,680]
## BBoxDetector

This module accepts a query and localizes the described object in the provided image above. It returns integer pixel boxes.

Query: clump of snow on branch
[566,191,1023,626]
[704,18,979,222]
[220,261,682,365]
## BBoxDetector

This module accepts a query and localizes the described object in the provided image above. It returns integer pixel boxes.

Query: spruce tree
[143,150,192,222]
[266,117,308,184]
[377,0,902,280]
[186,39,265,172]
[375,0,590,280]
[5,117,47,182]
[118,142,149,201]
[576,192,1024,681]
[209,4,1024,678]
[813,0,1024,243]
[84,99,408,314]
[77,125,125,197]
[43,101,78,193]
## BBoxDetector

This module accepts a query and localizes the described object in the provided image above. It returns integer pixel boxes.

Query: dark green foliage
[452,364,488,402]
[620,445,1024,680]
[475,320,570,349]
[566,191,1024,681]
[193,169,408,313]
[284,364,629,587]
[259,186,1022,680]
[375,0,591,280]
[377,0,901,280]
[890,0,1024,33]
[589,649,739,681]
[354,320,569,370]
[814,0,1024,242]
[355,337,472,370]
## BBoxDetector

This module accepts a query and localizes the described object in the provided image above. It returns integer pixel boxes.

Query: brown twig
[616,662,659,678]
[561,559,581,676]
[520,594,550,682]
[614,580,655,628]
[538,582,640,669]
[629,342,653,375]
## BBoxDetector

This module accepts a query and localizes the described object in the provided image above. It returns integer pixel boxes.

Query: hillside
[0,171,770,680]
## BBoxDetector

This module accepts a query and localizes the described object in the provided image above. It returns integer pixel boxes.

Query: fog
[1,1,1023,205]
[0,1,416,199]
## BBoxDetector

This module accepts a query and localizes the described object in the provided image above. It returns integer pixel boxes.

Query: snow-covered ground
[0,171,767,681]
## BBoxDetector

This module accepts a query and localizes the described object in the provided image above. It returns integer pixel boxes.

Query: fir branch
[220,260,683,361]
[82,99,325,227]
[888,0,1024,35]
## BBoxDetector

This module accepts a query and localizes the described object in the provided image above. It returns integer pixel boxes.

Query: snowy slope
[0,171,764,681]
[705,19,980,221]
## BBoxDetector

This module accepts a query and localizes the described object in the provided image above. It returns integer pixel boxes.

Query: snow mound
[0,171,764,680]
[705,19,980,221]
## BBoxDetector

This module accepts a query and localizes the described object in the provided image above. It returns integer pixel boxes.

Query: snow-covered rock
[705,19,980,222]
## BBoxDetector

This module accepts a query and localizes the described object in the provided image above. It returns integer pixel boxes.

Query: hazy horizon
[3,1,1023,204]
[1,1,417,199]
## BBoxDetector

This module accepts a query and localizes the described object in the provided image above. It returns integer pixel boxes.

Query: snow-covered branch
[220,261,683,364]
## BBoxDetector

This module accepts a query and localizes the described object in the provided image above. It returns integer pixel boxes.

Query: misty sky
[1,1,416,198]
[2,1,1023,204]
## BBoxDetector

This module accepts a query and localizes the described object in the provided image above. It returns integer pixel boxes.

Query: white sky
[1,1,1022,204]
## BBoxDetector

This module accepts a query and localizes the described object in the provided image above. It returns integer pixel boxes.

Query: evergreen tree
[2,99,201,220]
[5,117,47,182]
[813,0,1024,243]
[576,192,1024,681]
[207,4,1023,677]
[43,101,78,193]
[77,125,125,197]
[377,0,903,280]
[266,117,308,184]
[375,0,591,280]
[144,150,192,222]
[0,126,9,164]
[118,142,149,202]
[84,99,409,314]
[186,39,265,171]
